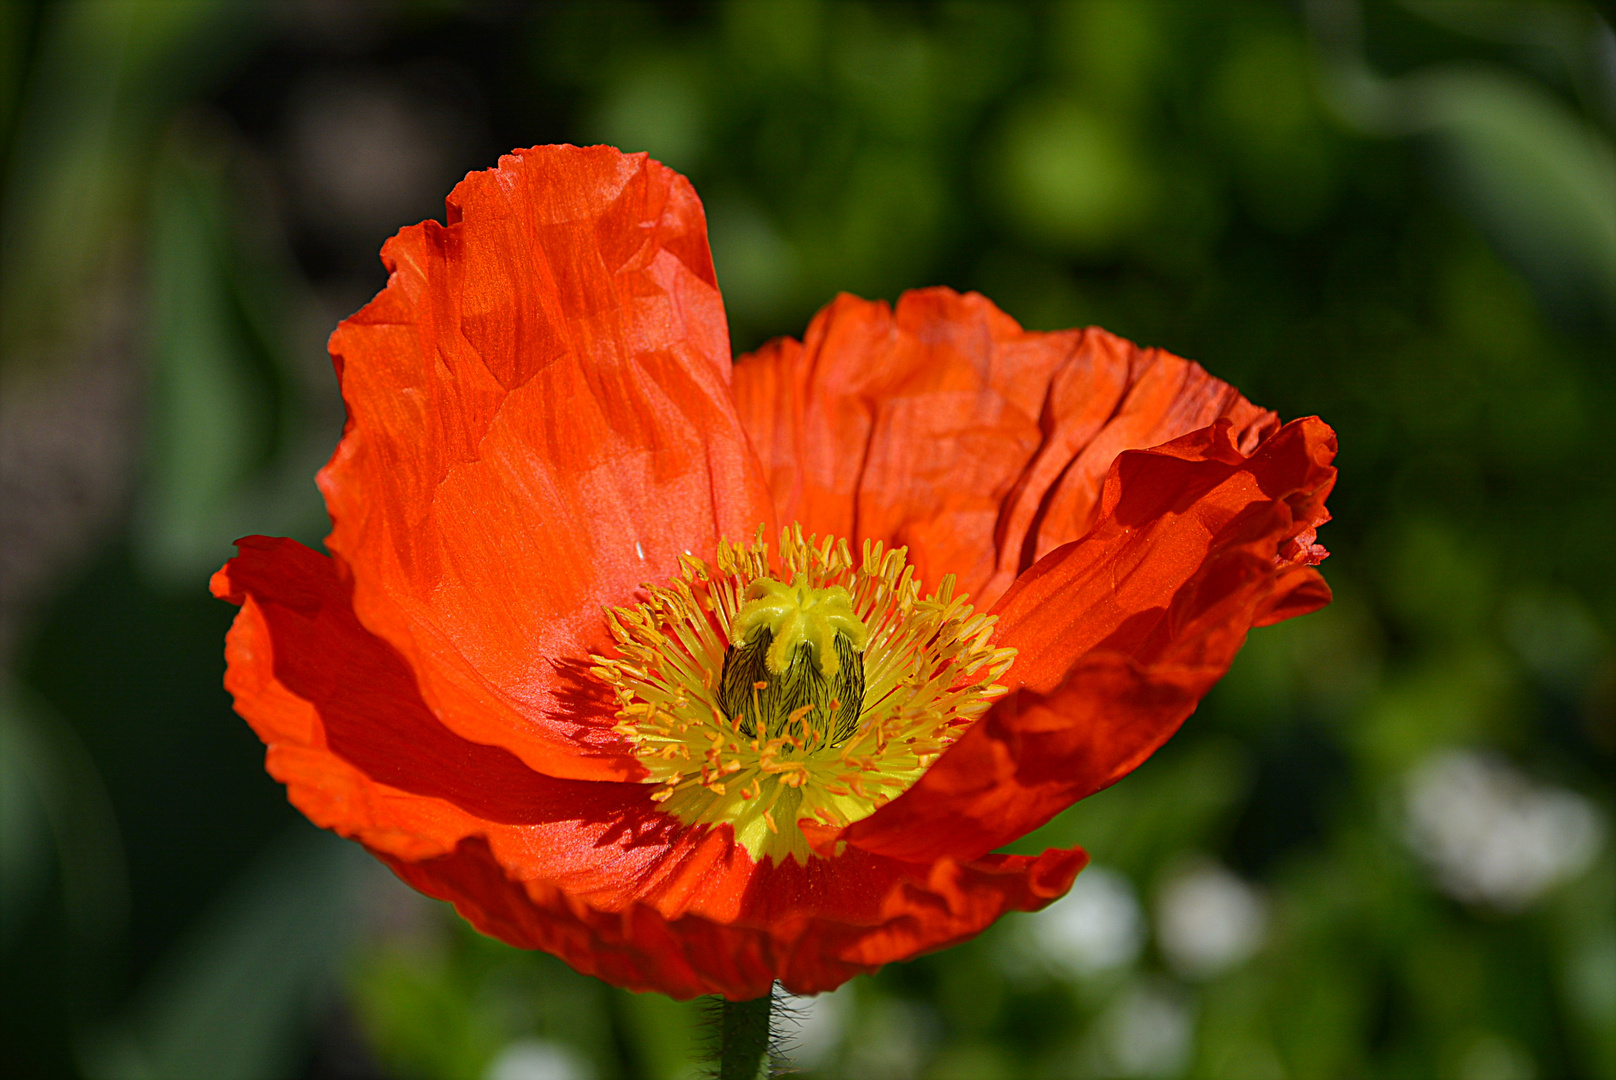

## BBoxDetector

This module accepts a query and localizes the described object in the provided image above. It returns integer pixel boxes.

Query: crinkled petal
[394,839,1084,1000]
[840,417,1336,863]
[321,145,776,782]
[212,536,1084,999]
[731,288,1276,608]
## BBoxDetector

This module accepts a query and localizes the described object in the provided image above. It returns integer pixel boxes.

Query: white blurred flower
[1404,750,1604,912]
[1084,980,1195,1078]
[483,1038,593,1080]
[1030,865,1146,977]
[1155,862,1267,980]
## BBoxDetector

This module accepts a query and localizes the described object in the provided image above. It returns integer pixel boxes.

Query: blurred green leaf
[139,124,274,580]
[590,55,709,175]
[0,0,30,144]
[1357,652,1519,775]
[1005,739,1254,876]
[1415,67,1616,321]
[1211,583,1383,730]
[0,0,259,381]
[0,676,128,953]
[708,194,802,326]
[351,910,640,1080]
[1208,27,1338,233]
[721,0,824,81]
[1314,5,1616,324]
[991,95,1152,254]
[827,8,938,137]
[82,828,363,1080]
[350,939,509,1080]
[1549,853,1616,1077]
[135,116,337,585]
[0,683,52,945]
[1050,0,1165,112]
[619,991,702,1080]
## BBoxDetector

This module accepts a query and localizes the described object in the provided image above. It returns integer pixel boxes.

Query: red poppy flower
[212,145,1335,1000]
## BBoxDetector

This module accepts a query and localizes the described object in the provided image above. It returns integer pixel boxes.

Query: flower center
[592,526,1015,863]
[718,575,866,752]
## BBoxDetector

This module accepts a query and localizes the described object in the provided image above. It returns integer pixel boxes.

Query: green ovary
[718,577,868,752]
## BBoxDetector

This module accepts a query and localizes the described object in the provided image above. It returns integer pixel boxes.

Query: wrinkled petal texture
[730,289,1280,610]
[212,536,1085,999]
[731,290,1333,862]
[321,146,776,782]
[842,417,1336,863]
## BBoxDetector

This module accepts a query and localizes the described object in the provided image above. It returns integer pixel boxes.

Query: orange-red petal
[393,839,1084,1000]
[212,535,1085,999]
[320,145,776,782]
[730,288,1277,608]
[840,417,1337,863]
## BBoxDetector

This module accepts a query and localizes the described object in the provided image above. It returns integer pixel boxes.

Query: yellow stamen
[591,525,1015,863]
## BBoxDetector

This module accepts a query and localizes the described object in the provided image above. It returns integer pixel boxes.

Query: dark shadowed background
[2,2,1613,1078]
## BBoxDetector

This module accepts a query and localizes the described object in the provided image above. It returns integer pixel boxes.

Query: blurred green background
[2,1,1612,1078]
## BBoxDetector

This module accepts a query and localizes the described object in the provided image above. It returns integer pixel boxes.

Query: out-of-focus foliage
[1,2,1611,1079]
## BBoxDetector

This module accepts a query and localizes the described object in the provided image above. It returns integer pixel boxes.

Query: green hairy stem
[716,992,773,1080]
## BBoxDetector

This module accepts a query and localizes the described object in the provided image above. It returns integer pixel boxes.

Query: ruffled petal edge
[839,417,1337,863]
